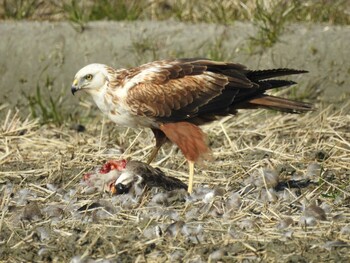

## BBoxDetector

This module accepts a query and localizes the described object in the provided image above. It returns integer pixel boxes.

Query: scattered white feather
[21,202,42,221]
[209,249,225,261]
[81,186,98,195]
[283,230,294,239]
[42,205,64,221]
[170,250,185,262]
[182,224,204,244]
[225,192,242,211]
[166,189,188,203]
[332,213,345,221]
[299,203,327,226]
[165,221,185,237]
[36,227,51,241]
[303,203,327,220]
[143,225,163,239]
[63,189,78,202]
[203,191,215,204]
[276,217,294,230]
[323,240,349,250]
[82,169,120,193]
[187,187,215,202]
[320,202,332,214]
[187,255,205,263]
[150,192,168,205]
[69,256,83,263]
[185,207,200,220]
[209,200,224,217]
[306,162,322,179]
[37,248,49,257]
[145,208,180,221]
[102,147,123,156]
[340,225,350,235]
[117,193,140,209]
[46,183,58,192]
[15,188,36,206]
[245,168,278,188]
[228,229,243,239]
[238,218,256,230]
[258,188,278,202]
[94,208,114,220]
[276,188,298,203]
[299,216,317,226]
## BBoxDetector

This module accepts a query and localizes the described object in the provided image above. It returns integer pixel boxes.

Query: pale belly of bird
[106,104,158,129]
[93,90,159,129]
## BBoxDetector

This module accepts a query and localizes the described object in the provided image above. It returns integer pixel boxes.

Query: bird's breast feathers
[107,105,158,129]
[92,82,158,129]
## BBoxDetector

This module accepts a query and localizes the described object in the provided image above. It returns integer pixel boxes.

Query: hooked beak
[71,79,79,95]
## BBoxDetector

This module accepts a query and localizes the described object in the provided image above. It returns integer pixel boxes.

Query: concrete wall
[0,21,349,117]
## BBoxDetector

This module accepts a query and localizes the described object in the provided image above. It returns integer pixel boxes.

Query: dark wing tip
[247,68,309,81]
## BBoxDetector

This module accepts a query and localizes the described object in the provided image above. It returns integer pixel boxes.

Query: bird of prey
[72,58,312,193]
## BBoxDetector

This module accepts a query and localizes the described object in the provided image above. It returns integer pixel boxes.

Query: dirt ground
[0,21,350,262]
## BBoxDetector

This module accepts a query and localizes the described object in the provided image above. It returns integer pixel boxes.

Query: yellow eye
[85,74,93,81]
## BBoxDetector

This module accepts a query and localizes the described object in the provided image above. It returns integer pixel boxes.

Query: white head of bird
[71,64,109,95]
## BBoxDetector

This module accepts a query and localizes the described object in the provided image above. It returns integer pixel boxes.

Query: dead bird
[82,159,187,195]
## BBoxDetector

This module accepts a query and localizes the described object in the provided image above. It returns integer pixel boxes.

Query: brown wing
[124,59,252,121]
[123,59,312,124]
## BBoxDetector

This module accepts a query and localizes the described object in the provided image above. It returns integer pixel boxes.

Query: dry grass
[0,102,350,262]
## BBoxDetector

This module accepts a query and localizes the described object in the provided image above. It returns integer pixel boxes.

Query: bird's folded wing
[122,59,252,121]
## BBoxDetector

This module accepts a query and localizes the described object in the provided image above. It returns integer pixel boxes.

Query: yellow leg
[147,145,161,164]
[188,161,195,194]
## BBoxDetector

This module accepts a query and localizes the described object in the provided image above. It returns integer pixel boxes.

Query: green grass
[129,34,162,65]
[61,0,89,32]
[1,0,349,49]
[2,0,42,19]
[60,0,145,31]
[249,0,297,49]
[23,76,65,126]
[291,0,350,25]
[206,32,232,61]
[2,0,348,50]
[89,0,144,21]
[2,0,349,25]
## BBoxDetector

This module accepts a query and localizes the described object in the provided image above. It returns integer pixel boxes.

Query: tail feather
[247,69,308,81]
[245,95,314,113]
[257,79,297,90]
